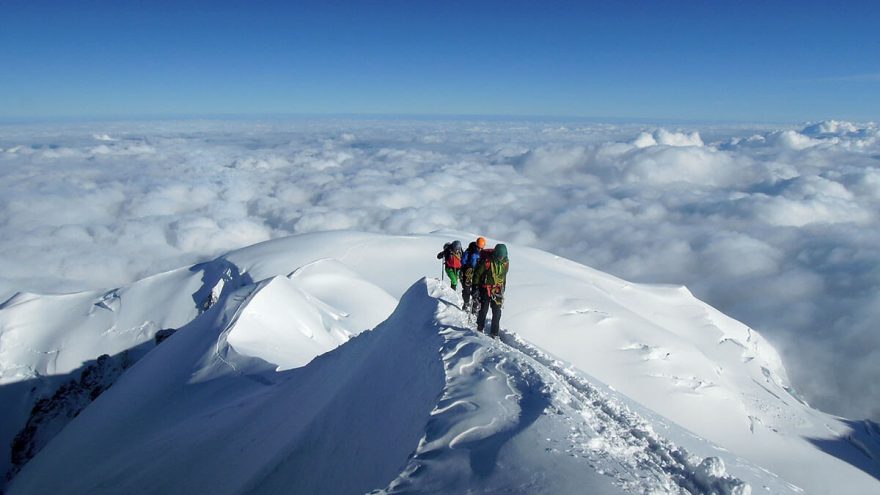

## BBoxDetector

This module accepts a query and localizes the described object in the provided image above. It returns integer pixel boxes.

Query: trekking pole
[441,261,445,282]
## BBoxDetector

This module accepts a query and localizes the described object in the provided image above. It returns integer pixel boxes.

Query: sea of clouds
[1,118,878,422]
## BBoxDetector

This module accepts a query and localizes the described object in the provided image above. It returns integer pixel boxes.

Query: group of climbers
[437,236,509,338]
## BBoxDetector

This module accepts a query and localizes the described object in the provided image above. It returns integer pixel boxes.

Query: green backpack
[484,244,509,287]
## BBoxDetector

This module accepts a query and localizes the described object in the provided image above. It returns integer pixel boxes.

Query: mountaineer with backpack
[436,240,463,290]
[473,243,509,338]
[460,236,486,311]
[468,239,493,317]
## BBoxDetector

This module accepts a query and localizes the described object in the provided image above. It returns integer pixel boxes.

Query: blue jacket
[461,246,481,269]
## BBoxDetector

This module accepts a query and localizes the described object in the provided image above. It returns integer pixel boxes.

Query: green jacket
[474,256,509,292]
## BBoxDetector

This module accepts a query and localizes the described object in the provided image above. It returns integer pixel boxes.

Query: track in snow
[383,280,763,494]
[498,329,757,495]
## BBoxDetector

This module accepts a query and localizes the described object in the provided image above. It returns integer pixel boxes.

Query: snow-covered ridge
[383,280,787,494]
[1,231,879,493]
[6,276,443,494]
[6,275,790,494]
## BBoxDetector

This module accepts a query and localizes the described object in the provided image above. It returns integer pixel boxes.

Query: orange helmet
[476,236,486,249]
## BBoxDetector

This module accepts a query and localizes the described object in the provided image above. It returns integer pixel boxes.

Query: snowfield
[1,231,879,494]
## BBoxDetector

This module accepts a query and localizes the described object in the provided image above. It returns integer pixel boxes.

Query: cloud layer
[1,118,879,422]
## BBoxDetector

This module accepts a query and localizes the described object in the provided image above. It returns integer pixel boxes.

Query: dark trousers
[476,288,502,336]
[462,283,473,308]
[461,268,474,308]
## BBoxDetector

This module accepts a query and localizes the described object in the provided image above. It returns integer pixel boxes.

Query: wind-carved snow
[91,289,121,313]
[620,342,671,361]
[5,274,440,494]
[0,263,220,479]
[1,231,879,494]
[379,280,796,495]
[219,260,397,372]
[5,330,176,484]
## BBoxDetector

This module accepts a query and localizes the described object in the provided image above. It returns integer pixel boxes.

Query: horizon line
[0,111,858,127]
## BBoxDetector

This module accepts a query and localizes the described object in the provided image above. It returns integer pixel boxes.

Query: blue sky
[1,0,878,122]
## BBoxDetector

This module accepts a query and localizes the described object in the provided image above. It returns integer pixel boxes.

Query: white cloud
[771,130,822,150]
[620,146,741,186]
[513,145,590,176]
[128,184,219,218]
[801,120,861,137]
[749,195,870,227]
[1,119,879,423]
[632,132,657,148]
[655,128,704,147]
[632,129,704,148]
[698,232,782,278]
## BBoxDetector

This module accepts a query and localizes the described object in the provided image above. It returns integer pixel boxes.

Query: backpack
[494,244,508,261]
[440,241,462,269]
[477,248,494,267]
[461,242,480,268]
[460,242,480,283]
[477,246,508,288]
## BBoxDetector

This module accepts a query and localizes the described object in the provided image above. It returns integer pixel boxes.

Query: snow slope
[2,231,879,493]
[6,277,789,495]
[0,265,206,480]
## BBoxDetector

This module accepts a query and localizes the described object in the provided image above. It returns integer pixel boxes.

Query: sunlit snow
[2,231,878,494]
